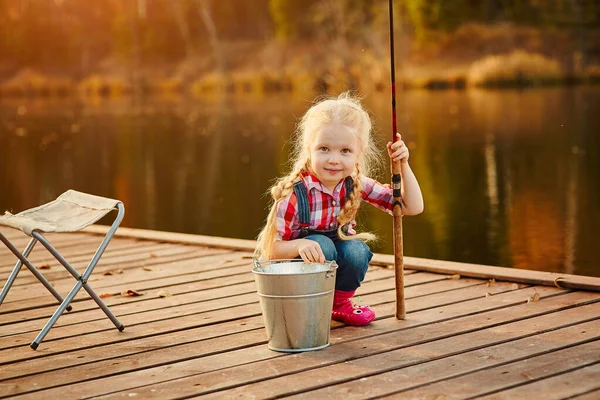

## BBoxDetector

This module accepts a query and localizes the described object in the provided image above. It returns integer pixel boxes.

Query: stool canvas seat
[0,190,125,350]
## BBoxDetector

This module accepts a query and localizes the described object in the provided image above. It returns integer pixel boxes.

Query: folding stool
[0,190,125,349]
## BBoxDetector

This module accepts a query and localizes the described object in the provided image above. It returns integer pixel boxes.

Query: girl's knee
[335,240,372,290]
[304,234,337,261]
[338,240,373,267]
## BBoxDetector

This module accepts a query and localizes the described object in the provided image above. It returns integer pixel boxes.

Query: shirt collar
[301,170,345,196]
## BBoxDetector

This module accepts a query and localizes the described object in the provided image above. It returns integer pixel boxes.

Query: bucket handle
[326,261,337,279]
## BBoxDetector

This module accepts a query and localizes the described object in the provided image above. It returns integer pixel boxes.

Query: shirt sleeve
[361,176,394,215]
[276,192,300,240]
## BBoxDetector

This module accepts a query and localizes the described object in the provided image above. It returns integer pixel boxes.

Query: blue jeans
[304,233,373,291]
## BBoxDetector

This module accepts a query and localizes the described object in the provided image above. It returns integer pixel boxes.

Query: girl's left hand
[387,133,409,164]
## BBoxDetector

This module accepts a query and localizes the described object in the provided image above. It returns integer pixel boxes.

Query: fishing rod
[389,0,405,320]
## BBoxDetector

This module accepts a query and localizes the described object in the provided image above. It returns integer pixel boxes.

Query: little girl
[256,93,424,326]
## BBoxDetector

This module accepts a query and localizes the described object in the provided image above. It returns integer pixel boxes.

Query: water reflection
[0,88,598,277]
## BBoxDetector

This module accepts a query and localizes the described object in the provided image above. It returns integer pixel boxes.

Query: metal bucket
[252,259,337,352]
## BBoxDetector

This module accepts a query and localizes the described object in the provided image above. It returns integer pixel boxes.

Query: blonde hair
[255,92,379,259]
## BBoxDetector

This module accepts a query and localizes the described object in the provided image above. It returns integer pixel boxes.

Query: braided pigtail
[337,166,376,242]
[255,161,307,259]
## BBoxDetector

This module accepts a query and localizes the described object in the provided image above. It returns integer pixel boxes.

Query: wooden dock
[1,226,599,399]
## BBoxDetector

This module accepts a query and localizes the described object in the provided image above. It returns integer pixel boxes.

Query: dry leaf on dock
[157,290,172,298]
[142,266,153,271]
[448,274,461,280]
[486,279,495,287]
[99,293,113,298]
[521,372,534,380]
[103,269,123,276]
[40,264,51,269]
[527,292,540,303]
[121,289,144,297]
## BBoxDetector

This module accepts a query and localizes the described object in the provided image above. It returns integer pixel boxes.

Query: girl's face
[309,123,359,192]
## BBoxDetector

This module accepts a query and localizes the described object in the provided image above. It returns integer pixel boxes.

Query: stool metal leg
[83,283,124,331]
[29,203,125,350]
[0,233,72,311]
[30,279,82,350]
[30,280,124,350]
[32,231,124,329]
[0,237,36,304]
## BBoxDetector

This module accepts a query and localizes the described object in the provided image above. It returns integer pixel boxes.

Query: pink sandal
[331,290,375,326]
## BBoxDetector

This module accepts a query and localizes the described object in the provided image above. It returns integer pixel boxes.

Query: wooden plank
[0,242,176,288]
[0,262,409,319]
[283,316,600,399]
[155,299,600,400]
[0,278,483,394]
[0,233,110,264]
[0,331,275,399]
[564,389,600,400]
[0,272,454,349]
[16,290,596,399]
[0,262,256,324]
[0,277,549,365]
[476,362,600,400]
[0,272,450,372]
[0,267,254,348]
[0,249,239,313]
[7,244,230,292]
[0,273,472,337]
[0,232,92,256]
[85,225,258,252]
[0,236,148,266]
[388,339,600,400]
[1,240,185,286]
[3,242,193,286]
[0,239,142,275]
[0,236,111,268]
[2,227,595,400]
[84,225,600,292]
[0,309,266,381]
[376,255,600,293]
[0,247,231,304]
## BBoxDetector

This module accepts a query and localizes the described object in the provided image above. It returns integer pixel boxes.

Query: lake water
[1,87,598,277]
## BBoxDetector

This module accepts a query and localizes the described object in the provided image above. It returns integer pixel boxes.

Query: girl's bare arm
[272,239,325,263]
[399,161,424,215]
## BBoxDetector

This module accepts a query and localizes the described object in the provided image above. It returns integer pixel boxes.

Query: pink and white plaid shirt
[276,171,394,240]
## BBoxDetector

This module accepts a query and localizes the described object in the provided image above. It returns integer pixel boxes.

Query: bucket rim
[252,258,337,276]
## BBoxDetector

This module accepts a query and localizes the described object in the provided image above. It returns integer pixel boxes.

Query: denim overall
[293,177,373,291]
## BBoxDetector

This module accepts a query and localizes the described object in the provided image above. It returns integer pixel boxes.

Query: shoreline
[1,68,599,99]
